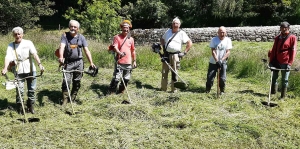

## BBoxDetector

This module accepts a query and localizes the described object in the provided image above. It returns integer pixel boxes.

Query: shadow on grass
[153,96,180,106]
[0,98,18,115]
[37,89,61,106]
[133,80,159,90]
[90,83,110,97]
[237,90,266,97]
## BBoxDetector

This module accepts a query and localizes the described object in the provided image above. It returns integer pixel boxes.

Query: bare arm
[1,58,11,75]
[32,53,44,71]
[221,49,230,61]
[184,39,192,53]
[58,43,66,64]
[83,47,96,68]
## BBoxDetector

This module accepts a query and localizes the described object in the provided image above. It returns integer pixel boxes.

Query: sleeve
[60,33,67,44]
[112,35,119,48]
[29,40,37,54]
[5,43,14,61]
[209,38,215,48]
[288,36,297,65]
[226,38,233,50]
[181,31,190,43]
[81,35,88,47]
[269,36,278,63]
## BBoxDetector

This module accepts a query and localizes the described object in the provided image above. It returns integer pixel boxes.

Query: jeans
[206,62,227,91]
[272,64,290,87]
[16,71,37,103]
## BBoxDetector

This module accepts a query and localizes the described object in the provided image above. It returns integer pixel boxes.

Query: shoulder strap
[13,43,19,71]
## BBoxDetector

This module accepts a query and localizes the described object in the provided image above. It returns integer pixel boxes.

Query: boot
[280,87,287,99]
[27,100,35,114]
[118,85,125,94]
[71,90,78,102]
[108,80,119,95]
[205,86,211,93]
[271,84,278,94]
[62,91,69,106]
[16,103,24,115]
[220,88,225,95]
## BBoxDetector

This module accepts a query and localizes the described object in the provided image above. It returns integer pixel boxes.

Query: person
[205,26,232,95]
[58,20,96,105]
[1,27,44,114]
[160,17,192,92]
[268,21,297,99]
[108,20,136,94]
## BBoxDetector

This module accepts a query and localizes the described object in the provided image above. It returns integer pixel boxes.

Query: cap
[280,21,290,28]
[120,20,132,28]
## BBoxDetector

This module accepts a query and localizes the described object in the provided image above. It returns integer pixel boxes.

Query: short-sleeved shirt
[209,36,232,64]
[61,32,88,60]
[112,34,135,64]
[5,39,38,74]
[162,29,190,53]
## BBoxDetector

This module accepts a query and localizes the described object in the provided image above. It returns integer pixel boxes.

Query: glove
[178,52,186,58]
[287,64,291,70]
[216,60,222,68]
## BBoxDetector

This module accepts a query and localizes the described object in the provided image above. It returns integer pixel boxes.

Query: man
[1,27,44,114]
[160,17,192,92]
[58,20,96,105]
[108,20,136,94]
[269,21,297,99]
[205,26,232,95]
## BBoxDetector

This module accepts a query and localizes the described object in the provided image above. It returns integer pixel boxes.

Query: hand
[39,64,45,72]
[1,69,7,75]
[287,64,291,70]
[178,52,186,58]
[132,61,137,68]
[58,58,64,64]
[119,52,126,57]
[216,61,222,68]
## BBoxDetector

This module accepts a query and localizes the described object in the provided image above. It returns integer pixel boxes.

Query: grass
[0,30,300,148]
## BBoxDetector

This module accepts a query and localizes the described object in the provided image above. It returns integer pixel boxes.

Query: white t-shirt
[162,29,190,53]
[5,39,38,74]
[209,36,232,64]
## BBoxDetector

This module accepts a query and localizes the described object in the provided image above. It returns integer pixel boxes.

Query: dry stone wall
[131,25,300,45]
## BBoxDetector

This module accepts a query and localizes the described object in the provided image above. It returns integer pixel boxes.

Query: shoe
[220,92,225,95]
[27,101,35,114]
[171,89,177,93]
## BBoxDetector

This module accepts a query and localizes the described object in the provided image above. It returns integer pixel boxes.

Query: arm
[1,58,11,75]
[83,47,96,68]
[32,53,44,72]
[184,39,192,54]
[58,42,66,64]
[221,49,230,61]
[288,36,297,66]
[211,48,218,62]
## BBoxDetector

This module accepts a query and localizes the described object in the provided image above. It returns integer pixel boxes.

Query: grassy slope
[0,31,300,148]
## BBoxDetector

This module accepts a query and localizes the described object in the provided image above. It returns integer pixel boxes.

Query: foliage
[64,0,123,41]
[121,0,169,29]
[0,0,55,32]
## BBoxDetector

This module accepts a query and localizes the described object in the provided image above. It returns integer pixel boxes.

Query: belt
[167,51,180,54]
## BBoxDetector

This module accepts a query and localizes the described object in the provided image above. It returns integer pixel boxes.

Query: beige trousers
[161,54,180,91]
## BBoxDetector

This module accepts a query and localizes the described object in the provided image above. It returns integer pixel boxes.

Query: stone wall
[131,25,300,45]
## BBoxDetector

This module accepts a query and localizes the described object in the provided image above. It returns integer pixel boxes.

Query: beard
[70,30,76,34]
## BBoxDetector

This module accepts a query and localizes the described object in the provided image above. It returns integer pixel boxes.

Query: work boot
[280,87,287,99]
[271,84,278,94]
[62,92,69,106]
[71,90,78,102]
[220,88,225,95]
[16,103,23,115]
[108,80,119,95]
[27,100,35,114]
[118,85,125,94]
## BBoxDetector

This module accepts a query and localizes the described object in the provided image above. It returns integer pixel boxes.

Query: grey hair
[12,27,23,34]
[69,20,80,28]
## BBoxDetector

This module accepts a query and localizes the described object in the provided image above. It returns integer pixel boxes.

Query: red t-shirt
[113,34,135,64]
[270,34,297,66]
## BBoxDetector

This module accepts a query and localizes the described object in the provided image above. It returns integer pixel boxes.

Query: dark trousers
[206,62,227,91]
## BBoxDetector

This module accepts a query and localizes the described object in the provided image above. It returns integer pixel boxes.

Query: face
[172,22,180,29]
[69,22,79,34]
[280,26,289,35]
[121,26,130,34]
[218,28,226,39]
[13,32,23,43]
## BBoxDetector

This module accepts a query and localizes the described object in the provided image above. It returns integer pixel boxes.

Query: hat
[120,20,132,28]
[280,21,290,28]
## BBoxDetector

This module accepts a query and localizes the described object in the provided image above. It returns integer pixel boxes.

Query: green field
[0,30,300,148]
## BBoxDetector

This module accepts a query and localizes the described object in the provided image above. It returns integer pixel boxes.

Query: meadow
[0,29,300,148]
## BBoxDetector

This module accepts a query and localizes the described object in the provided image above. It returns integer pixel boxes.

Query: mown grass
[0,29,300,148]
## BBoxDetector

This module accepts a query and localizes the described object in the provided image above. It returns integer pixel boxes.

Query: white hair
[12,27,23,34]
[172,17,181,24]
[69,20,80,28]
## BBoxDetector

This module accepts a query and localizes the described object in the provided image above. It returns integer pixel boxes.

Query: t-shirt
[5,39,37,74]
[60,32,88,60]
[209,36,232,64]
[162,29,190,53]
[112,34,135,64]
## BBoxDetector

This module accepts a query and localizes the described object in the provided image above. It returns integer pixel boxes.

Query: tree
[0,0,55,33]
[64,0,123,41]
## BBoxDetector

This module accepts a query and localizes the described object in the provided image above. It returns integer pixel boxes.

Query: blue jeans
[206,62,227,91]
[16,71,37,103]
[272,64,290,87]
